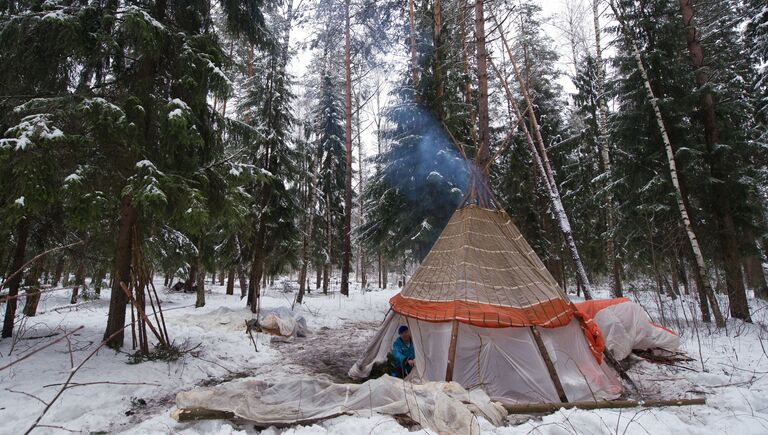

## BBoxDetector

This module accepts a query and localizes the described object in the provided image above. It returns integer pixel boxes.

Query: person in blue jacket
[391,325,415,378]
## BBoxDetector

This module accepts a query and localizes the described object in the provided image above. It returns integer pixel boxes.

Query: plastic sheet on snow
[259,306,309,338]
[184,306,308,338]
[575,298,680,360]
[175,375,507,434]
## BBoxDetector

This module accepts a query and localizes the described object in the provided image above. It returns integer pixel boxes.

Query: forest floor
[1,277,767,434]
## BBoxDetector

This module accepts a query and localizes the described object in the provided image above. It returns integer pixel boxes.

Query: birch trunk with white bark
[609,0,724,326]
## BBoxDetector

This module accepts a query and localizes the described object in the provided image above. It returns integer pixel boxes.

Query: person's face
[400,329,411,342]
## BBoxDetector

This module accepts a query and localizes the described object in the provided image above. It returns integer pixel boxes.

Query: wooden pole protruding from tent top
[445,320,460,381]
[530,326,568,403]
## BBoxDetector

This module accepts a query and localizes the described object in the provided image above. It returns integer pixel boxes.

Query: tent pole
[530,326,568,403]
[445,320,460,381]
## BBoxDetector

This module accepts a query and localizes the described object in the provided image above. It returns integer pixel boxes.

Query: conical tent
[350,183,622,404]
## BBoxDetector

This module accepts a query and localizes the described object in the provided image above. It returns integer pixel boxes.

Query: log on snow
[171,408,236,422]
[504,398,705,414]
[171,407,349,427]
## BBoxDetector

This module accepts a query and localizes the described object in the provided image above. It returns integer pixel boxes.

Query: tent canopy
[351,178,622,404]
[393,206,575,328]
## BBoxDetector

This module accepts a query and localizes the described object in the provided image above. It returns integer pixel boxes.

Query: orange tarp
[573,297,630,319]
[390,294,605,363]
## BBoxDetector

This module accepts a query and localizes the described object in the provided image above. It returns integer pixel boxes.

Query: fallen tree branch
[0,326,84,372]
[41,381,161,389]
[503,397,706,414]
[0,241,83,292]
[171,407,349,427]
[22,321,139,434]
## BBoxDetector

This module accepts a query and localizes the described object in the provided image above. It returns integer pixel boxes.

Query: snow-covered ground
[1,277,767,434]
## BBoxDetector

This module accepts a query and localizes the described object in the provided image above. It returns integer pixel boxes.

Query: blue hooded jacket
[391,337,415,377]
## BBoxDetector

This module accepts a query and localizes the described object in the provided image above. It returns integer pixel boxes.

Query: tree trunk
[459,1,478,145]
[316,267,321,290]
[609,0,724,326]
[434,0,444,120]
[322,263,329,295]
[2,218,30,336]
[62,268,70,287]
[324,189,331,295]
[70,262,85,304]
[383,260,388,289]
[474,0,491,175]
[195,252,205,308]
[22,289,40,317]
[678,0,749,321]
[186,262,197,293]
[52,256,64,286]
[218,270,225,286]
[93,268,105,296]
[104,196,138,348]
[356,94,367,291]
[593,0,621,297]
[340,0,353,297]
[21,258,43,317]
[237,265,248,299]
[744,256,768,300]
[408,0,418,88]
[676,254,690,295]
[226,269,235,295]
[297,146,322,304]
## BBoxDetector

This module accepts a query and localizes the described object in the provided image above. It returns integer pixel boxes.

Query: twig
[0,326,84,372]
[245,320,259,352]
[6,388,48,406]
[22,322,136,434]
[0,241,83,292]
[42,381,161,389]
[35,424,79,433]
[20,332,61,341]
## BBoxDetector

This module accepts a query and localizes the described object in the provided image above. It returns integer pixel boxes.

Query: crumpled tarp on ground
[175,375,507,434]
[575,298,680,360]
[185,306,308,338]
[258,306,308,338]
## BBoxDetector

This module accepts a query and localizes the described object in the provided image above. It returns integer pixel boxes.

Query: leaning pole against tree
[494,20,594,300]
[608,0,724,327]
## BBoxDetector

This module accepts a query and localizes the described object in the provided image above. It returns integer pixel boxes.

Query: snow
[0,113,64,151]
[124,6,166,31]
[64,173,82,183]
[42,9,72,22]
[168,108,185,120]
[1,278,767,434]
[14,196,24,206]
[206,59,234,89]
[135,160,157,170]
[426,171,444,183]
[170,98,191,111]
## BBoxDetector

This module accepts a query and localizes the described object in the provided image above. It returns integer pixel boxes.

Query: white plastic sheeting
[590,301,680,360]
[175,375,507,434]
[349,312,623,404]
[259,306,309,338]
